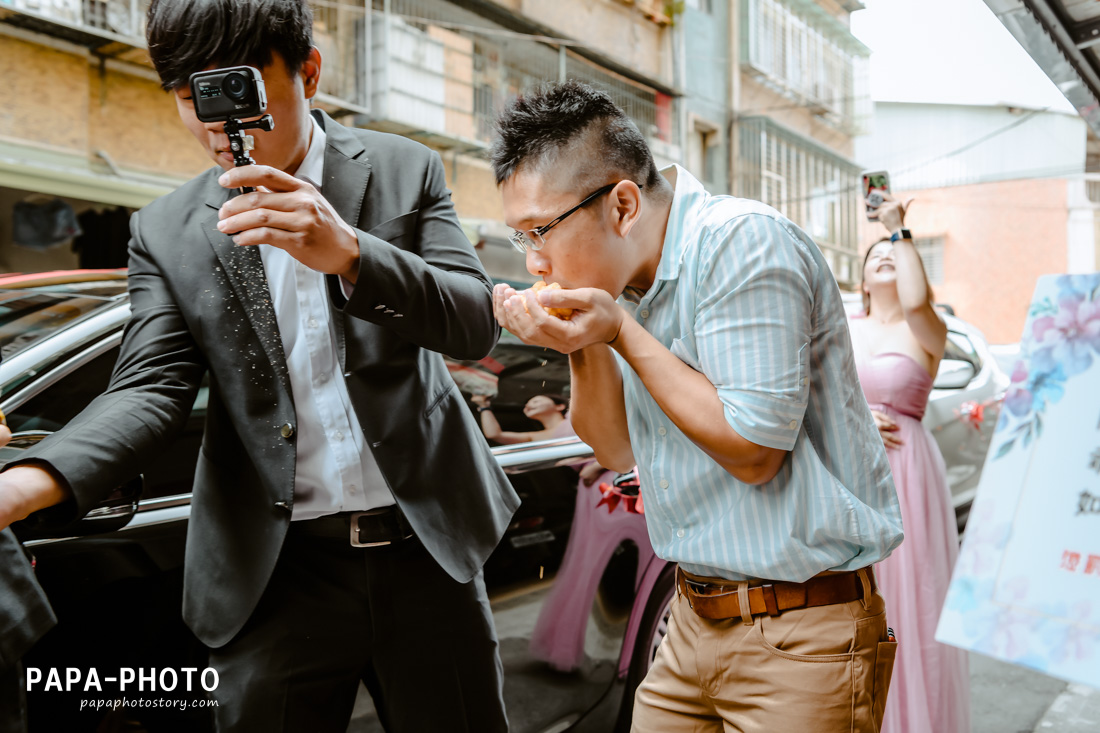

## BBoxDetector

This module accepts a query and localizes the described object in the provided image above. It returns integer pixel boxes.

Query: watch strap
[890,228,912,243]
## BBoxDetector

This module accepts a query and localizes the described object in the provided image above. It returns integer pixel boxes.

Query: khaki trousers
[632,567,896,733]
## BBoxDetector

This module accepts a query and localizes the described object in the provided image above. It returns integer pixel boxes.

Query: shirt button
[280,422,295,439]
[640,309,650,319]
[676,529,685,538]
[334,431,345,442]
[658,426,667,436]
[788,420,798,429]
[801,377,808,386]
[659,479,670,489]
[348,484,357,493]
[308,318,319,329]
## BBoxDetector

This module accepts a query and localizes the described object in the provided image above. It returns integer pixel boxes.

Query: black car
[0,272,675,733]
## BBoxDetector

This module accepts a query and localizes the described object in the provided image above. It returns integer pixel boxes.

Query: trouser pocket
[872,640,898,732]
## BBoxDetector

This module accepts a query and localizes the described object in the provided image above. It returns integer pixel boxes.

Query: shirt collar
[654,164,708,283]
[292,115,326,191]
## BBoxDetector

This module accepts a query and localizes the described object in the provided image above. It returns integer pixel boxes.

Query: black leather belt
[291,505,414,547]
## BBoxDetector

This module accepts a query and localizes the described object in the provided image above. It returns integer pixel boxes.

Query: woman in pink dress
[849,194,969,733]
[471,393,652,671]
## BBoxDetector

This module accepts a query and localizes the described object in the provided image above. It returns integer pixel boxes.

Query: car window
[5,346,121,433]
[445,329,574,441]
[0,292,114,360]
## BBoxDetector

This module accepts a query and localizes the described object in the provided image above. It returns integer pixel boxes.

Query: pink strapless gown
[857,353,970,733]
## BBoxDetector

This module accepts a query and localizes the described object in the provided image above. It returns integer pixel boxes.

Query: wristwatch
[889,228,912,243]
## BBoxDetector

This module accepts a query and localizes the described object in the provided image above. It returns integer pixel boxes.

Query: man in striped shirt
[491,81,904,732]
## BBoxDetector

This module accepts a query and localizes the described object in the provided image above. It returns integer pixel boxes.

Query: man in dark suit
[0,0,518,730]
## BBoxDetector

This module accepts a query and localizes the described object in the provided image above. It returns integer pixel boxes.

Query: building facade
[0,0,874,291]
[361,0,682,283]
[0,0,684,282]
[855,101,1093,343]
[732,0,871,288]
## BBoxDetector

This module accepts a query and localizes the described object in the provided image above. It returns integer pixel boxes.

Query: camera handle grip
[224,115,275,194]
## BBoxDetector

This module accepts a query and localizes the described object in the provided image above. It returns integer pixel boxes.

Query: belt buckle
[349,510,393,548]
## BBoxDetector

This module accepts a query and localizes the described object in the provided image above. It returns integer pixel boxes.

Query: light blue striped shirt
[618,166,903,582]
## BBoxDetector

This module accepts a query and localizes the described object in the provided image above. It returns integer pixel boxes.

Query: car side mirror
[934,359,976,390]
[2,432,143,541]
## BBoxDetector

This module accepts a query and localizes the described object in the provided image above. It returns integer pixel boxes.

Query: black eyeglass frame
[509,183,619,253]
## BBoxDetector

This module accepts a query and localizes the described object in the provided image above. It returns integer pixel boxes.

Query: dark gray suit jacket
[18,111,520,648]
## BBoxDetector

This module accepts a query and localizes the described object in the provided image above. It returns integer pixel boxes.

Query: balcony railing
[741,0,870,137]
[0,0,370,112]
[370,0,679,158]
[0,0,145,44]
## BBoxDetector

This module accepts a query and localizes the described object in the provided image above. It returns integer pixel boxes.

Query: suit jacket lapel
[198,111,370,391]
[201,185,292,397]
[317,110,371,227]
[316,111,373,371]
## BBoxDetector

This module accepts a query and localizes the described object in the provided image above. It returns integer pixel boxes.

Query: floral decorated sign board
[936,274,1100,688]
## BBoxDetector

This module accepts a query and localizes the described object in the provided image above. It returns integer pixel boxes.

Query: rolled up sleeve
[694,215,814,452]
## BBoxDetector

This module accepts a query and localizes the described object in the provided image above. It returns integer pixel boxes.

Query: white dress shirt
[260,116,395,520]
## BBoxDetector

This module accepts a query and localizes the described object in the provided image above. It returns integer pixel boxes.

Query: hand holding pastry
[521,281,574,320]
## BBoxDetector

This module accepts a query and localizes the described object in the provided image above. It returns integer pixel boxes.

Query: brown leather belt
[677,566,875,621]
[291,505,415,547]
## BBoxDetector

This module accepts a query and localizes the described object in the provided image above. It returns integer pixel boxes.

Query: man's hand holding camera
[217,165,361,283]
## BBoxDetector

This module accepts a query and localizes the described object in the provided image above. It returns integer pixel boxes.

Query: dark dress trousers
[0,529,56,733]
[14,111,519,730]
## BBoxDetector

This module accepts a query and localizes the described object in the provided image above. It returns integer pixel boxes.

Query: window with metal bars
[741,0,870,135]
[737,116,862,286]
[914,237,945,285]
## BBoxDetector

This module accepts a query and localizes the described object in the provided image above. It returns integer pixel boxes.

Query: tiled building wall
[0,36,209,178]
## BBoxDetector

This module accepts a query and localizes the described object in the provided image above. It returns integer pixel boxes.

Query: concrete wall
[437,152,503,221]
[739,77,855,159]
[513,0,672,85]
[683,2,731,193]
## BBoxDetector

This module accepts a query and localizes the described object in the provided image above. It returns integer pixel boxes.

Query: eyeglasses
[509,183,618,254]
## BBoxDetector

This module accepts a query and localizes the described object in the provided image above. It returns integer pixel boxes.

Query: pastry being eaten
[522,281,574,320]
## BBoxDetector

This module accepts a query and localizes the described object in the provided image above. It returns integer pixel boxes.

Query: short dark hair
[491,81,662,194]
[146,0,314,91]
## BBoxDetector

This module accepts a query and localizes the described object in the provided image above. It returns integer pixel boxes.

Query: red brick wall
[858,178,1069,344]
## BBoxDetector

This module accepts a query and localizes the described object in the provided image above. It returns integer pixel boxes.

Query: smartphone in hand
[862,170,890,219]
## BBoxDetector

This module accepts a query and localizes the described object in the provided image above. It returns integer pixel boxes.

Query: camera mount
[224,114,275,193]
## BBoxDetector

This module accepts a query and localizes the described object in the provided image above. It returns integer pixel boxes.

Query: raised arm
[871,194,947,359]
[340,152,500,360]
